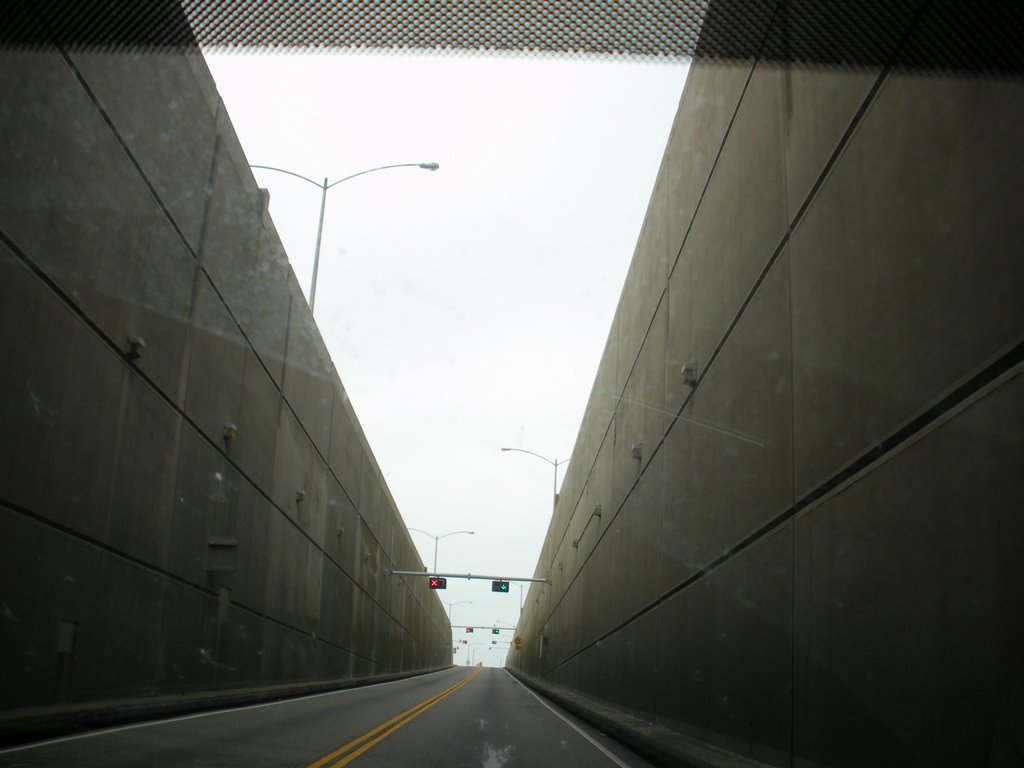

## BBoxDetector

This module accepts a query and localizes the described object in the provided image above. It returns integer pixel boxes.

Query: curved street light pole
[407,527,474,573]
[500,447,567,514]
[249,162,440,312]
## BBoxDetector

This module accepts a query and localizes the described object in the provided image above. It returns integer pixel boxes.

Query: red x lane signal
[465,627,474,633]
[429,577,447,590]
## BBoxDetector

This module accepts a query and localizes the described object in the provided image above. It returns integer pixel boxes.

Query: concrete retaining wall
[509,6,1024,767]
[0,8,450,736]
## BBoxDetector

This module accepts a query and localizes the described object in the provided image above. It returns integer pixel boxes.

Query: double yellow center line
[306,668,481,768]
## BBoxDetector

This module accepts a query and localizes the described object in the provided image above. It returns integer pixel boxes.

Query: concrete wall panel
[328,389,363,504]
[615,174,670,399]
[679,65,787,381]
[167,425,230,583]
[793,373,1024,768]
[282,308,334,458]
[0,51,197,404]
[67,50,217,253]
[0,248,119,542]
[105,374,182,567]
[0,510,85,708]
[270,405,327,548]
[658,414,699,591]
[202,129,290,389]
[781,65,879,216]
[609,449,664,626]
[185,276,245,437]
[656,525,793,764]
[684,252,793,567]
[663,61,755,273]
[232,348,282,490]
[790,73,1024,495]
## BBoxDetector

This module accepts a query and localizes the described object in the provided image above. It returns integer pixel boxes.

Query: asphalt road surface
[0,667,658,767]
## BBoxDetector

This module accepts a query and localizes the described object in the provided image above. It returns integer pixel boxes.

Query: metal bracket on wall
[571,503,604,549]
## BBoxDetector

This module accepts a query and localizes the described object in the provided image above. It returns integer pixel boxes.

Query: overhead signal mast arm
[393,571,551,584]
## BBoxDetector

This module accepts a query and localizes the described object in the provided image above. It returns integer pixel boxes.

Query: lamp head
[419,162,440,171]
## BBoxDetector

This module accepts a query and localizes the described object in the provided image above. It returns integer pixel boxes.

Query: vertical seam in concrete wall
[177,121,223,409]
[56,47,197,262]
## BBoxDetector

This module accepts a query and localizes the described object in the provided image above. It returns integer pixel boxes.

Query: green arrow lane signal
[491,580,510,593]
[492,628,500,635]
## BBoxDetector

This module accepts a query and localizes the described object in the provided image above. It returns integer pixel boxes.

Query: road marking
[506,671,634,768]
[307,668,480,768]
[0,669,452,756]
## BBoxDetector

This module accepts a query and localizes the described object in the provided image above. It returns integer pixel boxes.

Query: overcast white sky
[203,50,689,666]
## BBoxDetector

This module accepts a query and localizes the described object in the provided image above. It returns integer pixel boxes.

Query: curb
[506,668,777,768]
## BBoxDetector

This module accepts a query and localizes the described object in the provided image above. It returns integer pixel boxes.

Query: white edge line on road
[0,668,458,755]
[505,671,634,768]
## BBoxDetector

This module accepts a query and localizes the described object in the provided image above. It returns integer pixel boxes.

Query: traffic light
[491,628,500,635]
[429,577,447,590]
[492,580,510,593]
[465,627,474,633]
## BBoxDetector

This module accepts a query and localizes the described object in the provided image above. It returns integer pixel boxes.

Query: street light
[249,162,440,312]
[407,528,474,573]
[500,447,567,513]
[513,583,526,614]
[443,601,472,624]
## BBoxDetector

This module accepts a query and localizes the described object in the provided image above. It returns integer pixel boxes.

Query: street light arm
[325,162,440,189]
[251,162,439,190]
[500,447,560,467]
[249,164,324,188]
[407,527,473,573]
[437,530,474,540]
[251,161,438,314]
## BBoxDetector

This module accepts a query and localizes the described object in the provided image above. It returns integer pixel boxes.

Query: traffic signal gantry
[396,570,551,591]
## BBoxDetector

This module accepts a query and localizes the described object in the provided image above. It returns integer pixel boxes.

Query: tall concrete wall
[0,9,450,733]
[509,5,1024,767]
